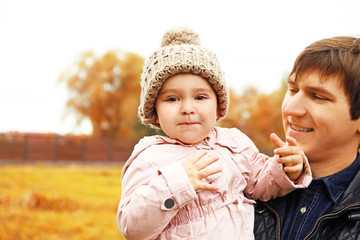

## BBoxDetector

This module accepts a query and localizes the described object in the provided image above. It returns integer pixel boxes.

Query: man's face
[282,72,360,164]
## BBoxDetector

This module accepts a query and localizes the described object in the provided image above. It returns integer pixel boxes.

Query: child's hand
[270,133,304,181]
[182,150,221,192]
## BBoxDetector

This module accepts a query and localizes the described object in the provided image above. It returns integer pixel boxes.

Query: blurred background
[0,0,359,239]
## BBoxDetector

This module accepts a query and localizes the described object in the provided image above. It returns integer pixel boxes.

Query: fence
[0,133,136,164]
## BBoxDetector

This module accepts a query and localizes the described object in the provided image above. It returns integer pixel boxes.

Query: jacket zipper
[263,202,282,240]
[304,203,360,240]
[262,202,360,240]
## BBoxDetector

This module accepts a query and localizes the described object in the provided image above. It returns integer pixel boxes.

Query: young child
[117,26,312,240]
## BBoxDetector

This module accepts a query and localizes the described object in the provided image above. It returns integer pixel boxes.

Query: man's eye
[287,88,298,95]
[314,94,328,101]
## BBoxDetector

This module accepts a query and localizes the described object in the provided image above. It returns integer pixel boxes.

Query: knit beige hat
[138,26,229,128]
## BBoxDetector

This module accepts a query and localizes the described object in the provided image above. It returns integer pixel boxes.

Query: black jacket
[254,170,360,240]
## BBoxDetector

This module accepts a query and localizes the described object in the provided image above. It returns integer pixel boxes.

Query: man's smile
[290,124,314,132]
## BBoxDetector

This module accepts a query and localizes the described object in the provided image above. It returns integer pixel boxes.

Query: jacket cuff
[272,152,312,188]
[295,151,312,187]
[158,162,196,210]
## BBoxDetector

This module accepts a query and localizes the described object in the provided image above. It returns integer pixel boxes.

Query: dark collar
[260,152,360,217]
[320,152,360,204]
[332,152,360,211]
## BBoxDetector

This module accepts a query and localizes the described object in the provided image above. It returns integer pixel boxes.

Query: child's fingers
[194,155,219,170]
[285,136,298,147]
[194,181,219,191]
[274,146,300,157]
[188,166,221,192]
[187,150,208,165]
[278,155,303,172]
[277,155,302,165]
[283,164,303,173]
[270,133,286,148]
[183,152,221,192]
[198,164,222,179]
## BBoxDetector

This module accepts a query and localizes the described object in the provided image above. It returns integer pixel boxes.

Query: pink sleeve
[244,149,312,201]
[117,158,196,240]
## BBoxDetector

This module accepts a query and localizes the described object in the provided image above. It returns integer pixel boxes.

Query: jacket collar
[261,152,360,218]
[322,152,360,205]
[122,127,221,178]
[332,165,360,211]
[151,127,242,152]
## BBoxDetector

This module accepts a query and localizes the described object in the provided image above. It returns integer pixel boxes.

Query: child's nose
[181,100,195,115]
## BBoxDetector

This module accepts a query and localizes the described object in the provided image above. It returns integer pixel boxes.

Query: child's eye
[195,95,207,100]
[166,96,179,102]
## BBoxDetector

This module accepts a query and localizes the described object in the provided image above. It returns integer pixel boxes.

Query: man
[254,36,360,239]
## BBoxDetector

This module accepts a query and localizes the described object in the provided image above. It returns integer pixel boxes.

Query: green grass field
[0,163,126,240]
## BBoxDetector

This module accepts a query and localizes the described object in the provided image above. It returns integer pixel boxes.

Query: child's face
[155,73,218,144]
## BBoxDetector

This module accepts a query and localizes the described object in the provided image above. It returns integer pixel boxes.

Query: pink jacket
[117,127,311,240]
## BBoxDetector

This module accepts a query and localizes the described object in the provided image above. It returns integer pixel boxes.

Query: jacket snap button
[300,206,307,214]
[164,198,175,209]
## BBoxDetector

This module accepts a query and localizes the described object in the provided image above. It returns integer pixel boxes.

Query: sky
[1,0,359,135]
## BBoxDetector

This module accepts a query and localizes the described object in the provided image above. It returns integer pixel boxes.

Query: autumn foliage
[219,79,287,155]
[59,50,153,139]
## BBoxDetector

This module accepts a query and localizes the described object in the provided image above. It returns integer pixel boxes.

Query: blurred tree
[218,77,288,155]
[59,50,157,139]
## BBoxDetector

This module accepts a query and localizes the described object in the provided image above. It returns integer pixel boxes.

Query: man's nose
[283,92,307,117]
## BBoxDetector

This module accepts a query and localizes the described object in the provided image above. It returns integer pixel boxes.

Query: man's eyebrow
[287,78,336,98]
[287,78,296,85]
[306,86,336,98]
